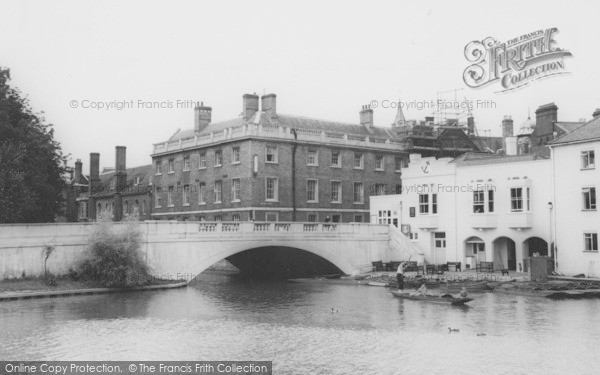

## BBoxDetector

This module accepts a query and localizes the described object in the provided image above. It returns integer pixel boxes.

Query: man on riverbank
[396,262,408,290]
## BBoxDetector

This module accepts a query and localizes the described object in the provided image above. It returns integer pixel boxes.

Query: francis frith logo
[463,27,572,92]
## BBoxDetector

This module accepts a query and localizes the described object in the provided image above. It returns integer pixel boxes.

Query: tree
[0,67,68,223]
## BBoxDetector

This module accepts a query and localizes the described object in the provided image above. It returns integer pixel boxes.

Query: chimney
[359,105,374,131]
[89,152,100,220]
[114,146,127,221]
[261,93,277,118]
[467,116,475,135]
[74,159,82,183]
[502,115,514,137]
[593,108,600,118]
[194,102,212,133]
[243,93,259,120]
[535,103,558,136]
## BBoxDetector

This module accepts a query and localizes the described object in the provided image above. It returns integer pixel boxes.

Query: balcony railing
[507,212,532,229]
[470,213,498,229]
[152,123,399,155]
[416,215,439,230]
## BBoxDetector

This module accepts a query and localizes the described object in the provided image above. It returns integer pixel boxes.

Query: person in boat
[396,262,408,290]
[455,287,470,299]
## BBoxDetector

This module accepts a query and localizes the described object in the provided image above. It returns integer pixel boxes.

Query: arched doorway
[523,237,548,257]
[464,236,485,270]
[493,237,516,271]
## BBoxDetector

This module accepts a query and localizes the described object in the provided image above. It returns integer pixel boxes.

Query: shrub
[79,211,151,288]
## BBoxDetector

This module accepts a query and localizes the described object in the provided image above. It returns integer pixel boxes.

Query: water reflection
[1,272,600,374]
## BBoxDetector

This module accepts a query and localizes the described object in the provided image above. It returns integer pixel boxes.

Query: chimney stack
[360,105,374,131]
[194,102,212,133]
[467,116,475,135]
[243,93,259,120]
[261,93,277,118]
[593,108,600,118]
[535,103,558,136]
[502,115,514,137]
[74,159,82,183]
[88,152,100,220]
[114,146,127,221]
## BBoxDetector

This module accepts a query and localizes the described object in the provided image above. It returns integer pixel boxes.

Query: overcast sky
[2,0,599,171]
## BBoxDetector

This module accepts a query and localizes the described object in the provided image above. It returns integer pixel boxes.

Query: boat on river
[390,290,473,305]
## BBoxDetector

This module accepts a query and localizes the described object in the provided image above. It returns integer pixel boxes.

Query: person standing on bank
[396,262,408,290]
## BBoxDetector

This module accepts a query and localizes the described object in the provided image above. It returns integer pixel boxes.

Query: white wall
[552,141,600,276]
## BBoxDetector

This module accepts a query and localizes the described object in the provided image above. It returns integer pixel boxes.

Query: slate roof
[550,116,600,145]
[451,152,548,166]
[554,121,585,134]
[166,111,396,143]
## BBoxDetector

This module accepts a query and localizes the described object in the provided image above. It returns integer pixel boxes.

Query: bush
[79,211,151,288]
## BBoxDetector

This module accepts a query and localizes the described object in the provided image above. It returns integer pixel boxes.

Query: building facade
[370,152,553,271]
[549,112,600,277]
[150,94,408,222]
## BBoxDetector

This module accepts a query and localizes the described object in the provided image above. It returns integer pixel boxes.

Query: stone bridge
[0,222,421,280]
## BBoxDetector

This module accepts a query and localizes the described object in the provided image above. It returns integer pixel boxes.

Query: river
[1,272,599,375]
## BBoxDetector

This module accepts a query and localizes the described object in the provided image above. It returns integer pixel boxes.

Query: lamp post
[548,201,555,269]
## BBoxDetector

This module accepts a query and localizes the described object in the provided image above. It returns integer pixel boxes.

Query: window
[155,187,162,207]
[199,152,206,169]
[488,190,494,212]
[331,181,342,203]
[168,159,174,173]
[432,194,438,214]
[266,146,278,163]
[214,150,222,167]
[232,147,240,164]
[410,232,418,240]
[395,156,403,172]
[183,156,190,171]
[434,232,446,248]
[583,187,597,210]
[214,181,222,203]
[155,161,162,175]
[419,194,429,214]
[473,191,485,213]
[584,233,598,251]
[396,184,403,194]
[331,214,341,223]
[78,202,88,219]
[331,151,341,167]
[198,183,205,204]
[353,182,364,203]
[168,186,174,206]
[374,184,386,196]
[232,179,241,201]
[375,155,384,171]
[510,188,526,212]
[307,179,318,202]
[581,150,595,169]
[134,176,141,186]
[378,210,392,224]
[353,153,364,169]
[307,149,318,166]
[183,185,190,205]
[232,214,240,222]
[214,215,222,222]
[266,177,278,201]
[353,214,363,223]
[266,212,278,222]
[307,214,317,222]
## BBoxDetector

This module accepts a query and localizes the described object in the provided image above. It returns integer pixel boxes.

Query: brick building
[150,93,408,222]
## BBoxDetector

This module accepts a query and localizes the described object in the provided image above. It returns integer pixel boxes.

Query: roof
[554,121,585,133]
[166,111,396,143]
[516,117,536,136]
[94,164,153,198]
[550,116,600,145]
[451,152,548,166]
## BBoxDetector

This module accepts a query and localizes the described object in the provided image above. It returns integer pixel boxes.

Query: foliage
[79,211,151,288]
[0,67,68,223]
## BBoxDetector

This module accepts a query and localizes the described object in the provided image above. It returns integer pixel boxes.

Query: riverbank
[0,276,187,302]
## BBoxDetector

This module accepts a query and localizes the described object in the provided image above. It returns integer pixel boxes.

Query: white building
[371,152,552,272]
[549,115,600,277]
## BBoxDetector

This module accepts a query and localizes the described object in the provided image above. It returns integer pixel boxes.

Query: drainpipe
[550,145,558,271]
[291,129,298,221]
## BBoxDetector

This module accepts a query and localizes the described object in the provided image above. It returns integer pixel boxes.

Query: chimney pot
[359,105,374,130]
